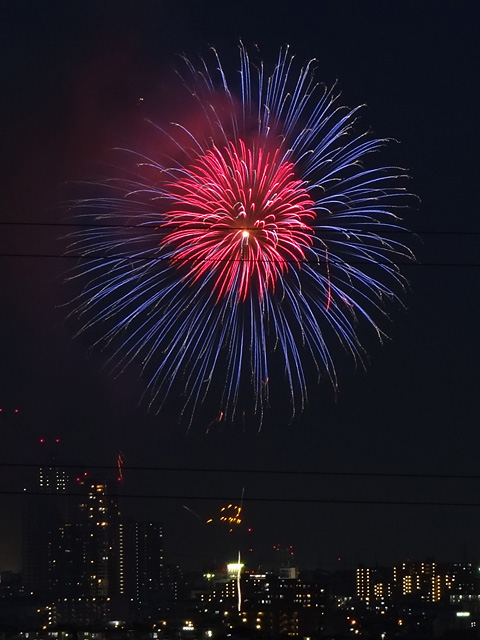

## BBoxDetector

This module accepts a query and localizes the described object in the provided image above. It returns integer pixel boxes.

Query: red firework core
[162,139,315,301]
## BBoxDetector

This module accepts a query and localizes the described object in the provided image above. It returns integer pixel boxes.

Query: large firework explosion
[68,45,413,429]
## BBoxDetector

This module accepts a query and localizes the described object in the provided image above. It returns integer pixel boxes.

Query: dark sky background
[1,1,479,573]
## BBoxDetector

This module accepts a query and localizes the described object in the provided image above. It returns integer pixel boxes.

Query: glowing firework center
[163,140,315,302]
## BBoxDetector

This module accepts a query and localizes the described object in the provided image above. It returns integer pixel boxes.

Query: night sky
[1,1,479,573]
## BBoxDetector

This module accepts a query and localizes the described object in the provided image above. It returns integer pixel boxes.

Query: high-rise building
[121,520,164,617]
[356,566,372,603]
[134,521,164,603]
[22,437,69,597]
[50,476,124,625]
[356,565,394,605]
[393,560,438,602]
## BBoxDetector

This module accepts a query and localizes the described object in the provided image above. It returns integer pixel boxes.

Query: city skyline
[2,437,480,575]
[1,0,479,576]
[4,521,480,637]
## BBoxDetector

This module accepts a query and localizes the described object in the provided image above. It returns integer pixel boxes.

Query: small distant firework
[68,44,413,428]
[206,502,243,532]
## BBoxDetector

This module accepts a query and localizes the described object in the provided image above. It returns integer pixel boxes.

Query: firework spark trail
[236,549,242,613]
[67,44,414,428]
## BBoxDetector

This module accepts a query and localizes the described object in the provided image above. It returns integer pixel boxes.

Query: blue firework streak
[68,45,413,428]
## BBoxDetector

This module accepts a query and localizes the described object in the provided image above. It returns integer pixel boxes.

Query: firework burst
[68,45,413,428]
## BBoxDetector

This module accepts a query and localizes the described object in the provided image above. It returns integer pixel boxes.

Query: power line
[1,253,479,267]
[2,461,480,480]
[1,489,480,507]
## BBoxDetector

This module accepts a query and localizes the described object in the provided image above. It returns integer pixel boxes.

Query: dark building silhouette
[49,476,124,625]
[122,520,165,619]
[22,443,166,627]
[22,437,69,598]
[133,521,164,603]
